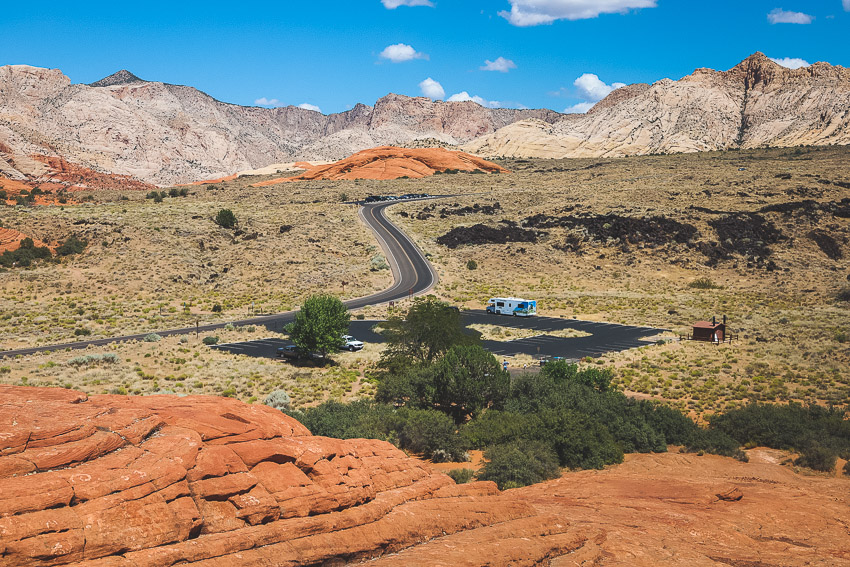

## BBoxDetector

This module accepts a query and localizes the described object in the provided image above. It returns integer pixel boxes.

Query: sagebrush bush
[264,389,292,411]
[202,336,219,345]
[143,333,162,342]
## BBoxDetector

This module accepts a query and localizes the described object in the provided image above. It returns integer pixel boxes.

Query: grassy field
[1,146,848,417]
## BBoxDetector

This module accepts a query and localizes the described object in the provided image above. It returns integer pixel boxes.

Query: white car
[340,335,364,351]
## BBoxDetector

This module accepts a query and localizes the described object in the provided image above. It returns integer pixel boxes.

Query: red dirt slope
[31,155,156,192]
[252,146,508,186]
[2,385,848,566]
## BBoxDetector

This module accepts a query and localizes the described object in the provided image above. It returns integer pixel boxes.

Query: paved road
[212,311,664,361]
[0,199,439,358]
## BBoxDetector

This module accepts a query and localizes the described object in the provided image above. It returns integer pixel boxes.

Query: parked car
[277,344,325,361]
[340,335,364,351]
[277,345,300,359]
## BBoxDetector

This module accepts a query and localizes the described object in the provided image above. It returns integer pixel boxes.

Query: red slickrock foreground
[1,385,848,566]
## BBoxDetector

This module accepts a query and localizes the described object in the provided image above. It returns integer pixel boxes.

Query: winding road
[1,200,438,357]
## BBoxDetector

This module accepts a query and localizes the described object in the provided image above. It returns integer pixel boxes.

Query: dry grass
[2,146,849,416]
[467,323,590,341]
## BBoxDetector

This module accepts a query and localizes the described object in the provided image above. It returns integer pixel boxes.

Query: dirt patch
[436,222,544,249]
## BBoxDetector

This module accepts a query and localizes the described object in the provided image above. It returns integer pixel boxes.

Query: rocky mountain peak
[89,69,146,88]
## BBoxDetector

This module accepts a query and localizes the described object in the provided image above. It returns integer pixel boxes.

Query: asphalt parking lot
[210,310,663,361]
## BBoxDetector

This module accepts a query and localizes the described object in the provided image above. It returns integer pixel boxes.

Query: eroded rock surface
[464,52,850,159]
[2,385,848,566]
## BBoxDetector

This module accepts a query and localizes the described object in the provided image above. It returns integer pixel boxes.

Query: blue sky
[2,1,848,114]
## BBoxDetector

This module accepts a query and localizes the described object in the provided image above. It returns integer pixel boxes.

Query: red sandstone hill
[0,227,49,254]
[251,146,508,186]
[1,385,848,566]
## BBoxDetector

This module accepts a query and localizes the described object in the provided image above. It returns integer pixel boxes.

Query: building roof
[693,321,724,329]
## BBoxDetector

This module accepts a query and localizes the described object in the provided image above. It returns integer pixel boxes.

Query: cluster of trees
[284,297,749,488]
[0,236,87,268]
[146,187,190,202]
[279,295,850,488]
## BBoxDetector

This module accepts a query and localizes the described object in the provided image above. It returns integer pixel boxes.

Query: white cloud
[380,43,428,63]
[381,0,434,8]
[767,8,814,24]
[499,0,657,26]
[573,73,625,102]
[480,56,517,73]
[447,91,501,108]
[768,56,811,69]
[844,0,850,10]
[564,101,595,114]
[419,77,445,100]
[254,97,280,106]
[298,103,322,112]
[557,73,624,114]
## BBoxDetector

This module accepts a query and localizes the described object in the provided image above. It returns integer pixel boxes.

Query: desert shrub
[835,286,850,302]
[339,193,348,202]
[795,444,837,472]
[74,328,91,336]
[355,313,365,320]
[370,254,389,271]
[293,401,468,460]
[168,187,180,198]
[0,237,52,268]
[143,333,162,342]
[224,323,235,331]
[263,389,291,411]
[56,235,87,256]
[689,277,721,289]
[476,440,560,489]
[179,187,189,196]
[844,461,850,476]
[215,209,237,229]
[68,353,119,367]
[202,336,219,345]
[466,259,478,270]
[212,304,223,313]
[709,402,850,460]
[0,189,6,200]
[447,468,474,484]
[397,408,467,461]
[835,330,848,344]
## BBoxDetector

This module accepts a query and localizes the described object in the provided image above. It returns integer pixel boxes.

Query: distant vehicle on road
[486,297,537,317]
[340,335,364,351]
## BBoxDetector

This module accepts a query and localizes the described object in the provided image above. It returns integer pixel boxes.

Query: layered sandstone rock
[464,52,850,159]
[0,67,557,186]
[1,385,848,566]
[252,146,507,186]
[0,386,573,566]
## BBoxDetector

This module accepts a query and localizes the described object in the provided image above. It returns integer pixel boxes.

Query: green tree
[215,209,237,229]
[380,295,476,365]
[286,294,350,358]
[432,344,509,423]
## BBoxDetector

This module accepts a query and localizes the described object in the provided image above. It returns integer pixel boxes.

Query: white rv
[486,297,537,317]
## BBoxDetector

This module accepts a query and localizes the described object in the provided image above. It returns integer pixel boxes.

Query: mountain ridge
[465,52,850,159]
[1,53,848,185]
[0,67,559,185]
